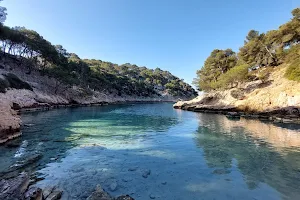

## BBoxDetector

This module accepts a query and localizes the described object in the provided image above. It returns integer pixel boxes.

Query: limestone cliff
[0,59,194,144]
[174,65,300,120]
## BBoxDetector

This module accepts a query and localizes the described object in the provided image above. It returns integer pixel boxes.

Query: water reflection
[195,114,300,199]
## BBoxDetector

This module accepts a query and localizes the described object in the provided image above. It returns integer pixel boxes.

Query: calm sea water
[1,103,300,200]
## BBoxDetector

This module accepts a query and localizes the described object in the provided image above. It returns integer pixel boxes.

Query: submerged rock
[142,169,151,178]
[109,181,118,192]
[87,185,134,200]
[5,139,22,148]
[121,178,131,182]
[87,185,113,200]
[8,153,43,173]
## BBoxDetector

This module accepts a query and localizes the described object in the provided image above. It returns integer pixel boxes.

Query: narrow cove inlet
[1,2,300,200]
[1,103,300,200]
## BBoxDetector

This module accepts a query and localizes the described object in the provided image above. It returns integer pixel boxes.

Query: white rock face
[174,66,300,113]
[0,93,21,143]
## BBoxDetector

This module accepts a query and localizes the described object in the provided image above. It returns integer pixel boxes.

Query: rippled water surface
[1,103,300,200]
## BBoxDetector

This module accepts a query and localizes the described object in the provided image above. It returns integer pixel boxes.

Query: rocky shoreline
[173,100,300,124]
[173,66,300,124]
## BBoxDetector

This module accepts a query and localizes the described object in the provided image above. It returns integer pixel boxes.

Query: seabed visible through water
[1,103,300,200]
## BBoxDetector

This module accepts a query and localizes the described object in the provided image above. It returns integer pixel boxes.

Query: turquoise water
[1,103,300,200]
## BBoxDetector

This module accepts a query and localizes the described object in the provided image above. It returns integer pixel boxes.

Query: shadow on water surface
[1,104,300,200]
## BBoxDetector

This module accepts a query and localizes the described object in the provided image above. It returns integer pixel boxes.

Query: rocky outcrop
[174,66,300,123]
[24,187,43,200]
[0,173,30,200]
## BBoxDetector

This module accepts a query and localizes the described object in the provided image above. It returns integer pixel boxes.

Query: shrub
[257,67,274,83]
[285,59,300,81]
[284,44,300,64]
[212,64,250,90]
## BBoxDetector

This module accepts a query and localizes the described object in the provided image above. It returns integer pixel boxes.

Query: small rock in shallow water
[161,182,167,185]
[149,194,156,199]
[142,170,151,178]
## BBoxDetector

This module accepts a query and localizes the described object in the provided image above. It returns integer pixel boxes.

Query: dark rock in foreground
[0,173,29,200]
[24,187,43,200]
[0,173,62,200]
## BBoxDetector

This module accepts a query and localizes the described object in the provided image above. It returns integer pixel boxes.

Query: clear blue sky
[2,0,299,85]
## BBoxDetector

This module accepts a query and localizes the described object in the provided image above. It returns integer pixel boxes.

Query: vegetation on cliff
[0,2,196,98]
[194,8,300,91]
